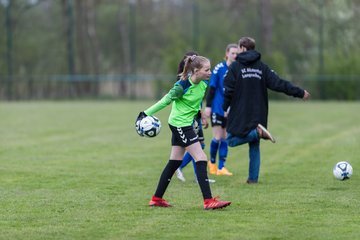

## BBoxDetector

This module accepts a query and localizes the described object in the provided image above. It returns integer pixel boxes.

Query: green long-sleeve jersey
[144,78,208,127]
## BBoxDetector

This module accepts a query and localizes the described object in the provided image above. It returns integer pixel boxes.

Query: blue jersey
[209,61,228,116]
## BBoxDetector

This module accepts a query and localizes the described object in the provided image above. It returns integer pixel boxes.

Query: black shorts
[210,112,227,128]
[169,124,199,147]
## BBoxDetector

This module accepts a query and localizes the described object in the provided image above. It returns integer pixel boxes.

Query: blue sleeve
[209,69,218,88]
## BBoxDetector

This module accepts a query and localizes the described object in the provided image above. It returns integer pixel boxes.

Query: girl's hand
[201,112,209,129]
[204,107,211,118]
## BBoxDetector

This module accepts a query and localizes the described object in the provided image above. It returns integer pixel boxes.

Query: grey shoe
[175,168,186,182]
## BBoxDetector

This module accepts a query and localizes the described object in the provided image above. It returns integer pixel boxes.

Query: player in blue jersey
[174,52,215,183]
[136,55,231,209]
[205,44,238,176]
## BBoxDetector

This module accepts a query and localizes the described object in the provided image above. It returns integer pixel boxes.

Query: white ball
[137,116,161,138]
[333,161,353,180]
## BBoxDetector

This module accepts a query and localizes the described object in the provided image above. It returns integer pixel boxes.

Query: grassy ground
[0,101,359,240]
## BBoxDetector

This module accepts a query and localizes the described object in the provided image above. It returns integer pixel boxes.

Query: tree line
[0,0,359,100]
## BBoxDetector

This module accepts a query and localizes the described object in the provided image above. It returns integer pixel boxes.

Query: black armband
[205,86,216,107]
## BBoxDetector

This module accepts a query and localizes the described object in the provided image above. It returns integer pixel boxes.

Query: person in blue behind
[204,43,238,177]
[223,37,310,184]
[174,52,215,183]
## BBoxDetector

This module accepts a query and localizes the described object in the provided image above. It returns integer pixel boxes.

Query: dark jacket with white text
[222,50,305,137]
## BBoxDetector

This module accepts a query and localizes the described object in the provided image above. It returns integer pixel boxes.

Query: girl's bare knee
[193,153,207,161]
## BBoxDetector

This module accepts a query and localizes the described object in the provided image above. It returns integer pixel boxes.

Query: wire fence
[0,74,359,100]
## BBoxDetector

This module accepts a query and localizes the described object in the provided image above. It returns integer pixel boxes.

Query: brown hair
[239,37,256,50]
[176,51,199,80]
[178,55,209,80]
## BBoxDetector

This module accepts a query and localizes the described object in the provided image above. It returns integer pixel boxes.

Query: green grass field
[0,101,359,240]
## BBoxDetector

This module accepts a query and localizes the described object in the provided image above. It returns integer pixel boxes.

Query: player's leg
[192,119,204,179]
[208,113,220,174]
[186,141,212,197]
[217,126,233,176]
[178,117,202,173]
[176,118,204,182]
[186,142,231,209]
[192,141,215,183]
[212,125,222,155]
[150,125,193,207]
[247,140,260,184]
[209,139,219,175]
[180,152,192,169]
[191,142,204,178]
[150,145,184,207]
[210,135,220,164]
[227,128,258,147]
[175,151,192,182]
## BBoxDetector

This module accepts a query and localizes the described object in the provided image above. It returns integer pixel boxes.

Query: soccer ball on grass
[136,115,161,138]
[333,161,353,180]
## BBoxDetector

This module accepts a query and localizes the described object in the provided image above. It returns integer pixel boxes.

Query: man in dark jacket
[222,37,310,184]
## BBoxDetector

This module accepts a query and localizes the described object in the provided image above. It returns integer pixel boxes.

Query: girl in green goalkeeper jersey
[173,51,215,183]
[136,55,231,210]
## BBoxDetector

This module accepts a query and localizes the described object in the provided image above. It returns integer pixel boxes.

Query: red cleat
[149,196,172,207]
[204,196,231,210]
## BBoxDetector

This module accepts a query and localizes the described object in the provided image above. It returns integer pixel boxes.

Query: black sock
[195,161,212,199]
[154,160,182,198]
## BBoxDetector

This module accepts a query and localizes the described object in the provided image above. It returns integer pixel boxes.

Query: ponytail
[176,51,198,80]
[178,55,209,80]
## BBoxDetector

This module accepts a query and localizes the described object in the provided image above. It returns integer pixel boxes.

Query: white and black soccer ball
[136,116,161,138]
[333,161,353,180]
[135,119,143,136]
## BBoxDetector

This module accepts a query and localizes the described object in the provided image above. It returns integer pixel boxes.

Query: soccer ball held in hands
[136,115,161,138]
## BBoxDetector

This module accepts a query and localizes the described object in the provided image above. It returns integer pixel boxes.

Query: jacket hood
[236,50,261,65]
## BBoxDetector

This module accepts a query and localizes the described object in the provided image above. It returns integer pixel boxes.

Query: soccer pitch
[0,101,359,239]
